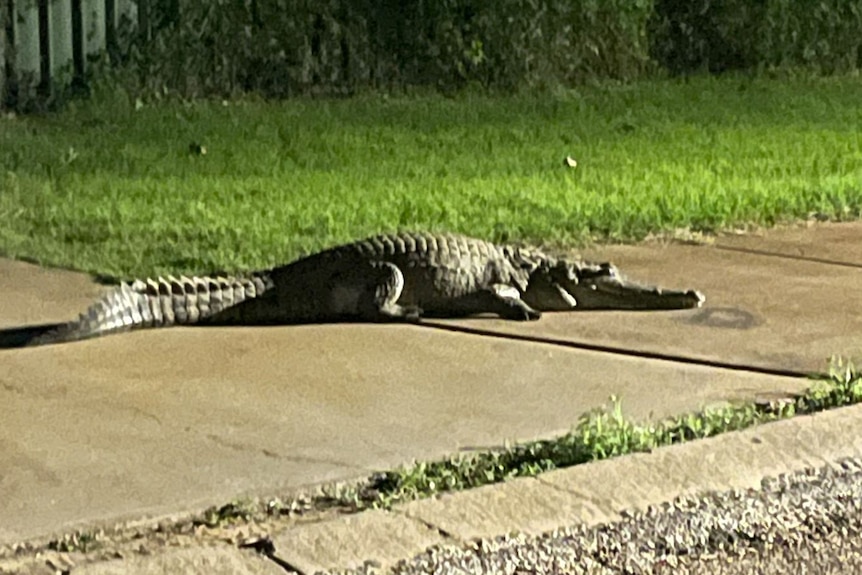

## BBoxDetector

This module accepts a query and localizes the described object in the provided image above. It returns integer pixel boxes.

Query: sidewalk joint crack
[420,322,811,379]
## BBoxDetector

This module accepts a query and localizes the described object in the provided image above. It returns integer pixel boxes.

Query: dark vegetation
[5,0,862,110]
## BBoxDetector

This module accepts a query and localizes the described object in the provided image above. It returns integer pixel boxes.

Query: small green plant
[798,356,862,413]
[193,499,257,528]
[46,530,103,553]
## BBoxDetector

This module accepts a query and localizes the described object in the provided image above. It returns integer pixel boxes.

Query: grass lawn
[1,74,861,278]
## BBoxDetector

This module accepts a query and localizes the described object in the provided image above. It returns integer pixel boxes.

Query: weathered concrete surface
[6,401,862,574]
[75,547,282,575]
[0,545,284,575]
[271,509,445,574]
[2,222,856,547]
[431,226,862,374]
[0,258,103,325]
[714,221,862,266]
[1,318,803,544]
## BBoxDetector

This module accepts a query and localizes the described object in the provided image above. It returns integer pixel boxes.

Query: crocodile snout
[572,277,705,310]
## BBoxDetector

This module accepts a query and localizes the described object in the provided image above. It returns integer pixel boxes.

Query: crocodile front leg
[421,284,542,320]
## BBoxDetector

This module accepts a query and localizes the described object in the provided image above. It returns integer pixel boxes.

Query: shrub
[122,0,654,99]
[649,0,862,75]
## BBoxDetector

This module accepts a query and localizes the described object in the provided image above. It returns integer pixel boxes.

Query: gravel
[331,457,862,575]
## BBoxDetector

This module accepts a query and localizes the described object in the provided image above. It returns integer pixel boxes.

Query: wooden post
[0,0,7,109]
[50,0,74,84]
[116,0,136,37]
[81,0,104,59]
[136,0,147,43]
[11,0,41,98]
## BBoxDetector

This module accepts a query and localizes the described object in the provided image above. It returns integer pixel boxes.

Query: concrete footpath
[1,222,861,573]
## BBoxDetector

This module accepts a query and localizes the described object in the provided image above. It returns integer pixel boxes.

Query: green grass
[2,74,862,278]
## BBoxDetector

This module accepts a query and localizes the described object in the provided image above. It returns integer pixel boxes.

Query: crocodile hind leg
[201,261,421,325]
[344,261,423,322]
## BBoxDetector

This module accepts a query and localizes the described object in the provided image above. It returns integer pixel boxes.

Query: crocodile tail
[28,273,274,346]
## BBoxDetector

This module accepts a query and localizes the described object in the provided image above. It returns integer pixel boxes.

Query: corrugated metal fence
[1,0,143,109]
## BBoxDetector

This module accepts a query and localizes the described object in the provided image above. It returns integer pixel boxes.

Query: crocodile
[24,232,704,346]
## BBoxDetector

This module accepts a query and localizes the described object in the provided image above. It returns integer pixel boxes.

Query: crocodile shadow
[0,324,66,349]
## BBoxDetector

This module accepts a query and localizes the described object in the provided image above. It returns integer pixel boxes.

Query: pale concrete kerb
[69,547,282,575]
[270,509,447,574]
[399,476,612,542]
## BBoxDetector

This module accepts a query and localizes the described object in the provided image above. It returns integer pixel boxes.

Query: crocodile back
[269,232,539,309]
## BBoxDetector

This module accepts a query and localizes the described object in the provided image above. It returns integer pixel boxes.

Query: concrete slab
[0,322,805,545]
[430,237,862,374]
[713,221,862,267]
[9,394,862,575]
[401,476,606,541]
[0,546,282,575]
[0,258,103,327]
[270,509,445,573]
[75,547,282,575]
[0,230,836,545]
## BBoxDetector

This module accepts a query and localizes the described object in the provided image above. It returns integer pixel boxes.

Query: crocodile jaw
[567,277,705,310]
[523,260,705,311]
